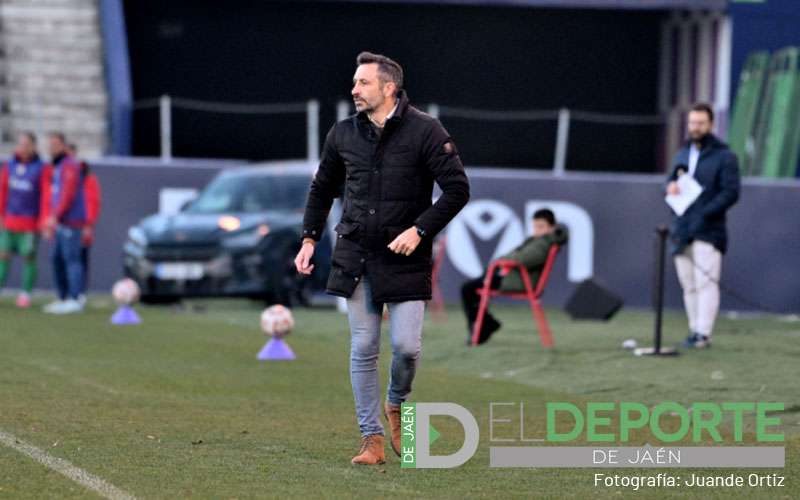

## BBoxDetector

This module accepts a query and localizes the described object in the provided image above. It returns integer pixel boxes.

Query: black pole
[634,225,677,356]
[653,225,668,353]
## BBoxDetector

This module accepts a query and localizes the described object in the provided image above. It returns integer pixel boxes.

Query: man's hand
[42,216,56,240]
[81,226,94,246]
[294,238,316,275]
[667,181,680,196]
[388,226,421,256]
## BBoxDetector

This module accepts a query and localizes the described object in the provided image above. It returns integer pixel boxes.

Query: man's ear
[383,81,396,98]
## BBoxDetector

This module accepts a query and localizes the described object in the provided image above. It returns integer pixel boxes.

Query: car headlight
[128,226,148,247]
[222,224,270,248]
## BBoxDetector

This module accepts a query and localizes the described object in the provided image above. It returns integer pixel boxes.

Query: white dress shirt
[688,143,700,177]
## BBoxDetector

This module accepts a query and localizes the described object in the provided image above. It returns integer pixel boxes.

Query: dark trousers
[81,246,90,293]
[51,226,84,300]
[461,270,503,332]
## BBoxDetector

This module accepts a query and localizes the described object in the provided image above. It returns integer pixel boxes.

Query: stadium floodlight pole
[159,94,172,163]
[553,108,570,176]
[306,99,320,162]
[634,225,678,356]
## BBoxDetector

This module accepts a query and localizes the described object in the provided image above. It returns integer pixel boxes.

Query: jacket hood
[552,224,569,245]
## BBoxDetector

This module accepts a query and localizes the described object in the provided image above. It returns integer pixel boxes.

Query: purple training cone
[111,305,141,325]
[257,337,296,361]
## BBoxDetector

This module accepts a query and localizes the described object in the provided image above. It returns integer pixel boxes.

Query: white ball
[622,339,638,350]
[260,304,294,337]
[112,278,140,305]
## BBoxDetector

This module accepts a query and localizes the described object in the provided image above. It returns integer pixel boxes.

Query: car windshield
[186,173,310,214]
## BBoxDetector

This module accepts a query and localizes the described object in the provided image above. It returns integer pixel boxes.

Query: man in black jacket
[295,52,469,465]
[666,103,740,349]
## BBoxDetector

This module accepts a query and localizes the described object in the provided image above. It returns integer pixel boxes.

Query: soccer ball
[622,338,638,350]
[112,278,140,305]
[260,304,294,338]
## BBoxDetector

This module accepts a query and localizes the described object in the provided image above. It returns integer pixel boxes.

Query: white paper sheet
[665,175,703,216]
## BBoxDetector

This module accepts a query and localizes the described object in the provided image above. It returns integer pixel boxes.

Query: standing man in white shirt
[666,103,740,349]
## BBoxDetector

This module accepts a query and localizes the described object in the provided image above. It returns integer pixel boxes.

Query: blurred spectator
[43,133,88,314]
[666,103,740,349]
[67,143,102,304]
[0,132,52,308]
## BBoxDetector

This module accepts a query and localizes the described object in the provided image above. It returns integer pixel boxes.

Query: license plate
[155,262,204,280]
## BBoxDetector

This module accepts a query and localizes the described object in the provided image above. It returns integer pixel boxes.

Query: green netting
[728,51,769,176]
[753,47,800,178]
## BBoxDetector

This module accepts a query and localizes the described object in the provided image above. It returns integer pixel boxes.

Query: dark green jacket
[497,224,568,292]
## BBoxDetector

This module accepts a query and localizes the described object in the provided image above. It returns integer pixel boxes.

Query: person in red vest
[67,143,101,303]
[0,132,52,308]
[42,133,88,314]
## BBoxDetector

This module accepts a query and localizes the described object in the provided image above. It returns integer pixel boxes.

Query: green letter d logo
[410,403,479,468]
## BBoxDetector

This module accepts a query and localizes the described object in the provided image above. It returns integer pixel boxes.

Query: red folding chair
[471,244,561,348]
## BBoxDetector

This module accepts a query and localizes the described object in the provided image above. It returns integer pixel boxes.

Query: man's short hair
[356,51,404,93]
[690,103,714,122]
[48,131,66,144]
[533,208,556,226]
[20,130,36,144]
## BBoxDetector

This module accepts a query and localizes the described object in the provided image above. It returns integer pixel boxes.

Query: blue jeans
[347,276,425,437]
[51,226,84,300]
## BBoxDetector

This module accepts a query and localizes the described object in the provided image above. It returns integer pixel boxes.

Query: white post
[553,108,570,176]
[336,99,351,122]
[159,94,172,163]
[714,15,733,138]
[696,14,714,103]
[306,99,320,163]
[428,103,440,119]
[677,16,692,109]
[658,19,673,113]
[333,99,350,314]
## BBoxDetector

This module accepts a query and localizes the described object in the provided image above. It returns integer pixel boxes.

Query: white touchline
[0,430,137,500]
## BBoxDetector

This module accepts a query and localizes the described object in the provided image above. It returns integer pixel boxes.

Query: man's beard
[689,131,709,143]
[354,99,372,112]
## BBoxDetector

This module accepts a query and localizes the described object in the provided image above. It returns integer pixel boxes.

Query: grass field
[0,296,797,499]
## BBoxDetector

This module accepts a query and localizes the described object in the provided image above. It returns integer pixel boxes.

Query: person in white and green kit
[0,132,52,307]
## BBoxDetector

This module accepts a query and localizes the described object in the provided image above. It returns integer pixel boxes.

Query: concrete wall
[0,0,108,157]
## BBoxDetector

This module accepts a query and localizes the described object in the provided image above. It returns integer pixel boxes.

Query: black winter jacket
[302,90,470,302]
[667,134,740,255]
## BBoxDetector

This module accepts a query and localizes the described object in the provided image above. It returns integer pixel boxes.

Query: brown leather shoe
[351,434,385,465]
[384,402,402,457]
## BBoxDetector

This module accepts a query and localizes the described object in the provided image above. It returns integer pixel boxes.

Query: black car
[123,165,332,305]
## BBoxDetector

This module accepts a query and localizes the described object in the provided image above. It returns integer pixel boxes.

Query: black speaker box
[565,279,623,320]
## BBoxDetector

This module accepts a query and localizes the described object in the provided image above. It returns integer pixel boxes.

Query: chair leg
[530,299,554,348]
[471,290,492,346]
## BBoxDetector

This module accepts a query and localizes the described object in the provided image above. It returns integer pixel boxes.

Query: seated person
[460,208,568,345]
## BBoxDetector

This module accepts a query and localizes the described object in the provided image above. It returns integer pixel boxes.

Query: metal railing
[133,95,319,164]
[426,103,666,176]
[136,95,665,173]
